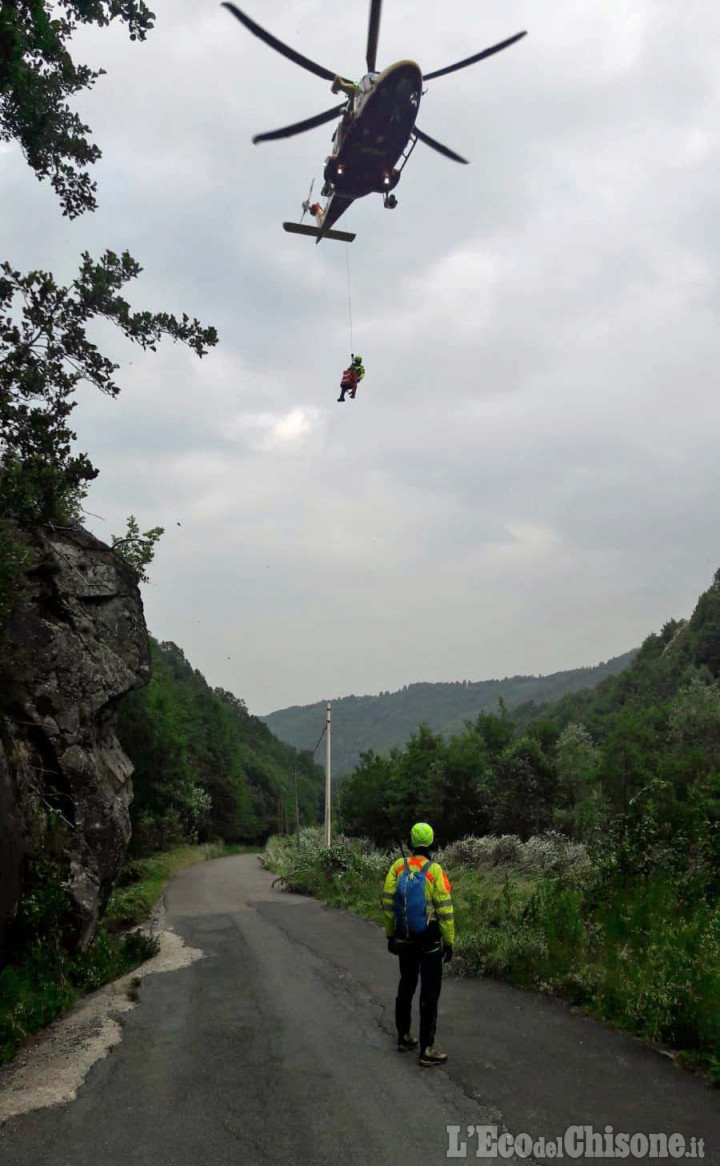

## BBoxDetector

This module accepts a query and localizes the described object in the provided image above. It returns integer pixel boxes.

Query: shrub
[438,831,590,876]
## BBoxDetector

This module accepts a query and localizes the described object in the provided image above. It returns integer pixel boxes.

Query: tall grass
[106,842,230,930]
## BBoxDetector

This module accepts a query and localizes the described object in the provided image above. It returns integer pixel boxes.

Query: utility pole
[324,702,332,846]
[293,766,301,841]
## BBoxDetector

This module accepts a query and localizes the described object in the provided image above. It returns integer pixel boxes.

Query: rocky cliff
[0,524,150,955]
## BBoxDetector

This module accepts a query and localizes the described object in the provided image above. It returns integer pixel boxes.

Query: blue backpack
[394,859,430,938]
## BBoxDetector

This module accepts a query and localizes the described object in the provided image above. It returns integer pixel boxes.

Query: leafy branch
[0,250,218,522]
[0,1,156,217]
[111,515,164,583]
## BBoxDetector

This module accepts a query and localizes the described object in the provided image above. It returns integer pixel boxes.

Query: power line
[312,718,329,755]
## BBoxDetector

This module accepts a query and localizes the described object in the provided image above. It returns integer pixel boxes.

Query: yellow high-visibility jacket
[382,854,455,946]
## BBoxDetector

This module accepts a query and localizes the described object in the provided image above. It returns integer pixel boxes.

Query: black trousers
[395,943,443,1050]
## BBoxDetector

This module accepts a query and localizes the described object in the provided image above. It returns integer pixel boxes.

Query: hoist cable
[345,243,354,353]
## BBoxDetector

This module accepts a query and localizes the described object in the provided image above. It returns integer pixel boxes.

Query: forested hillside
[117,640,324,851]
[514,591,720,736]
[263,651,636,774]
[339,569,720,848]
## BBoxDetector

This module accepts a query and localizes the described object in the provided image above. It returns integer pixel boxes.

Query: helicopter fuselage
[321,60,422,223]
[226,1,527,242]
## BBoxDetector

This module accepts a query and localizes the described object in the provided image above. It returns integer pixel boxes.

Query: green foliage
[0,251,218,524]
[117,640,324,852]
[0,0,155,218]
[340,713,558,845]
[553,723,607,839]
[0,956,75,1063]
[263,652,636,775]
[687,570,720,677]
[0,843,248,1063]
[264,828,390,921]
[0,522,32,635]
[0,849,157,1064]
[0,454,88,527]
[490,736,556,836]
[517,574,720,744]
[105,843,229,931]
[111,515,164,583]
[1,7,218,525]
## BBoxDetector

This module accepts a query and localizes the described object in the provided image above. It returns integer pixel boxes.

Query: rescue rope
[345,243,354,353]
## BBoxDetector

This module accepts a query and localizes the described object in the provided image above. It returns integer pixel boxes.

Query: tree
[490,736,556,838]
[0,4,218,527]
[601,707,659,814]
[386,724,445,840]
[111,515,164,583]
[554,722,608,839]
[342,748,404,845]
[1,1,155,218]
[689,586,720,679]
[440,728,492,839]
[118,640,325,851]
[473,707,515,757]
[668,677,720,756]
[1,251,217,523]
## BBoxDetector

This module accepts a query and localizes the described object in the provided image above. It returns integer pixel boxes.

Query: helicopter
[222,2,526,243]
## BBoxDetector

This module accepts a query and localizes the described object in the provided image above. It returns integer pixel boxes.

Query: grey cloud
[2,0,719,711]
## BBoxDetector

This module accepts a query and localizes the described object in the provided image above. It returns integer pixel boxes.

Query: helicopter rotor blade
[424,31,527,81]
[414,126,469,164]
[366,0,382,72]
[222,3,343,83]
[252,103,347,145]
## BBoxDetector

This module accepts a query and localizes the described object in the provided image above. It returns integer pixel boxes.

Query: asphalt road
[1,854,718,1165]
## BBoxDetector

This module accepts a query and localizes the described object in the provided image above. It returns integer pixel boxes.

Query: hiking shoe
[419,1046,448,1067]
[397,1033,418,1051]
[337,396,345,402]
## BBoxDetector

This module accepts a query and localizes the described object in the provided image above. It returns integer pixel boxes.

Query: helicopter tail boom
[283,222,356,242]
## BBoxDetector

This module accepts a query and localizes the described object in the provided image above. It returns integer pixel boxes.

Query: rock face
[0,524,150,955]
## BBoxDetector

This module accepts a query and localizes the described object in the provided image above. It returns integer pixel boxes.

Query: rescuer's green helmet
[353,354,363,363]
[411,822,434,848]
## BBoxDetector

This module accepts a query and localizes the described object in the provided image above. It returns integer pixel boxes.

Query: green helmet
[353,354,363,363]
[410,822,434,848]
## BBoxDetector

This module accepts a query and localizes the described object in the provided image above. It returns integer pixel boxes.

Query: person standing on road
[382,822,455,1067]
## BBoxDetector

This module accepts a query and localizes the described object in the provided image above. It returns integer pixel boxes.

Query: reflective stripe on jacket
[382,854,455,946]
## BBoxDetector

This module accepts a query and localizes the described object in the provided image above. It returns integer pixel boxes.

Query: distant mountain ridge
[262,651,637,775]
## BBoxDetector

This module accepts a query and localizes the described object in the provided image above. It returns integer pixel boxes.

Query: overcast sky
[2,0,718,714]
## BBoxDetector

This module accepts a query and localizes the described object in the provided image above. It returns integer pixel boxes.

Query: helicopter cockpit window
[354,71,379,114]
[359,71,379,94]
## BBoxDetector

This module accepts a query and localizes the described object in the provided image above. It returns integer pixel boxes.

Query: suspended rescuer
[338,354,365,402]
[382,822,455,1067]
